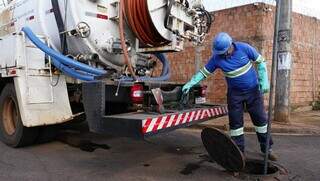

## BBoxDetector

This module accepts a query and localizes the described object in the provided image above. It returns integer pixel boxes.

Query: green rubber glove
[257,62,270,94]
[182,71,206,94]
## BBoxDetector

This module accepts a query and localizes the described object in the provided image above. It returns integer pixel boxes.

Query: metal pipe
[195,46,203,72]
[77,53,100,62]
[264,0,281,175]
[121,53,171,82]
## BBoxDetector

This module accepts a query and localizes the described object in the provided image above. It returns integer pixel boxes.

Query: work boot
[261,150,278,161]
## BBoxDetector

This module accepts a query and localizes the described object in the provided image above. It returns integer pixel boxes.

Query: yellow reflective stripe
[224,61,252,78]
[255,124,268,134]
[200,67,212,78]
[255,55,265,64]
[230,127,244,137]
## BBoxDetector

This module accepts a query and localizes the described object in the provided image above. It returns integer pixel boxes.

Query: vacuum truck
[0,0,227,147]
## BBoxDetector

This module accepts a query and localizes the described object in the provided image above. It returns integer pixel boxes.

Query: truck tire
[0,83,39,147]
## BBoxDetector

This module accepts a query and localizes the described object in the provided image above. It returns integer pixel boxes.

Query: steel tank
[0,0,204,69]
[0,0,138,68]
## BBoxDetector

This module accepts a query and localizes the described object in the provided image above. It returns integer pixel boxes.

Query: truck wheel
[0,84,39,147]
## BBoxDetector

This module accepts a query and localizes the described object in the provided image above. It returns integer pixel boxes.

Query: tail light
[130,84,144,104]
[200,85,208,97]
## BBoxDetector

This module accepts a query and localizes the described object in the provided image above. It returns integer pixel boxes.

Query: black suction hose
[264,0,281,175]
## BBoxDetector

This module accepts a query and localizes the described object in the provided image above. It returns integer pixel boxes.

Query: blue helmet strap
[220,43,234,58]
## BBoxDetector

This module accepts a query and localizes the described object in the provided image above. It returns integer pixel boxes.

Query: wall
[204,0,320,19]
[163,3,320,108]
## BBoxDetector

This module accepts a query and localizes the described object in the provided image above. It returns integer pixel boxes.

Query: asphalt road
[0,127,319,181]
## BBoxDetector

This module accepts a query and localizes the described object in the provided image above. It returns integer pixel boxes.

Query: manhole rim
[242,159,281,177]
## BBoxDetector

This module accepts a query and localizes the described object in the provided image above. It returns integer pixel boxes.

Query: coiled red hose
[119,0,170,79]
[124,0,169,47]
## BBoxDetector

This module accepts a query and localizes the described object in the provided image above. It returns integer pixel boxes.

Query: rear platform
[82,81,228,138]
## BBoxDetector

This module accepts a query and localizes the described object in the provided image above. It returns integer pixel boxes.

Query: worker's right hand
[181,71,206,94]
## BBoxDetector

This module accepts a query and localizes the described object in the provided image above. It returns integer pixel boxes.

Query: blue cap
[212,32,232,55]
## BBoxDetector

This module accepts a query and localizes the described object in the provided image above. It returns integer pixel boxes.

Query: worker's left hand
[259,79,270,94]
[257,62,270,94]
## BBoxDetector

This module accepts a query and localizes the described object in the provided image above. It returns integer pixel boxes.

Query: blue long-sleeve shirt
[203,42,262,91]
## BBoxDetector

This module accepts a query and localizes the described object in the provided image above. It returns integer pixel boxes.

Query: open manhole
[243,159,279,176]
[241,159,289,180]
[201,128,288,180]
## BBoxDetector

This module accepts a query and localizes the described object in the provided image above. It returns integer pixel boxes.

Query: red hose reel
[123,0,170,47]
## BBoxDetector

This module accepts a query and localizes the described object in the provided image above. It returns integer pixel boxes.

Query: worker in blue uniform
[182,32,277,161]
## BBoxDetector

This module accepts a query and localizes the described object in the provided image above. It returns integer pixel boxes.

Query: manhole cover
[201,128,245,172]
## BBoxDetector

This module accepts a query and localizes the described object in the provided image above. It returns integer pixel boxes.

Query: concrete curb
[190,124,320,135]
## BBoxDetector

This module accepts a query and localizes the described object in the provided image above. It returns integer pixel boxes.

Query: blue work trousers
[227,86,273,153]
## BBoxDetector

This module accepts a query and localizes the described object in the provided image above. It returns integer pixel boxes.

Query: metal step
[91,106,227,138]
[82,81,228,138]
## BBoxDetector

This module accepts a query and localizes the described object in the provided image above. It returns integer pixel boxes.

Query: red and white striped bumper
[142,106,228,135]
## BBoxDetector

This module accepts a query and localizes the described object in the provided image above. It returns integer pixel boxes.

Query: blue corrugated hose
[51,58,95,81]
[22,27,106,76]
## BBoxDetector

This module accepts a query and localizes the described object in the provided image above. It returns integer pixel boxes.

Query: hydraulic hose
[51,0,68,54]
[22,27,106,76]
[51,58,95,81]
[138,53,171,82]
[157,53,170,77]
[154,53,169,77]
[264,0,281,175]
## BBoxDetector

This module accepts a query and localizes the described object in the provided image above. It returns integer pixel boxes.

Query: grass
[312,101,320,110]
